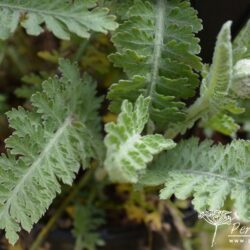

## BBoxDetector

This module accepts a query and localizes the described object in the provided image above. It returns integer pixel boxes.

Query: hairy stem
[147,0,165,97]
[165,97,209,139]
[147,0,166,133]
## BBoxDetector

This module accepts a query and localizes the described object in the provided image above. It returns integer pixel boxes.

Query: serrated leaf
[231,59,250,99]
[233,19,250,63]
[108,0,202,130]
[141,138,250,221]
[104,95,176,183]
[169,21,243,137]
[0,0,118,40]
[0,59,103,244]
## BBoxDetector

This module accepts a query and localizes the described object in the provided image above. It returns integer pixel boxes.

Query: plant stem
[165,97,209,139]
[30,169,93,250]
[73,38,90,62]
[147,0,165,98]
[146,0,166,134]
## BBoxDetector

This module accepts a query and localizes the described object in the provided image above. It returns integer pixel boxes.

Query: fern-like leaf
[104,95,175,183]
[231,59,250,99]
[168,21,244,137]
[230,19,250,99]
[141,137,250,221]
[0,59,103,244]
[108,0,202,130]
[0,0,118,40]
[103,0,133,19]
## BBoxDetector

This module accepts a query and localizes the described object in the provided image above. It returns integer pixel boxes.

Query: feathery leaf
[141,137,250,221]
[104,95,175,183]
[233,19,250,63]
[168,21,243,137]
[108,0,202,130]
[0,59,103,244]
[0,0,118,40]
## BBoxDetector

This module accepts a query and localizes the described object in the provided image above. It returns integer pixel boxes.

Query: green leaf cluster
[0,0,249,246]
[0,59,103,244]
[108,0,202,130]
[168,21,245,137]
[141,138,250,221]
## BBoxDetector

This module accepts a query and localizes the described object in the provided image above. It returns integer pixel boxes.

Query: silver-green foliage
[231,20,250,131]
[141,137,250,221]
[104,95,175,183]
[168,21,243,137]
[231,59,250,99]
[0,0,118,40]
[108,0,202,129]
[102,0,133,19]
[0,59,103,244]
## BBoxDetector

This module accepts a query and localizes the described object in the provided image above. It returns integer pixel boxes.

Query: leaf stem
[146,0,166,133]
[73,36,92,62]
[165,97,209,139]
[147,0,165,97]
